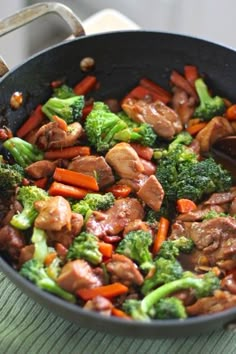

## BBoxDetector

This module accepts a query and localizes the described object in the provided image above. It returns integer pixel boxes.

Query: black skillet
[1,2,236,339]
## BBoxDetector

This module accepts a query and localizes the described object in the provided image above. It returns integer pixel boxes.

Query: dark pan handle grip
[0,2,85,76]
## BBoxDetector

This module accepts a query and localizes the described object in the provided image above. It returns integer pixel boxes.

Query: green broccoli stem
[103,120,127,144]
[141,277,208,313]
[32,227,48,263]
[3,138,44,168]
[195,78,211,104]
[10,208,38,230]
[38,278,76,303]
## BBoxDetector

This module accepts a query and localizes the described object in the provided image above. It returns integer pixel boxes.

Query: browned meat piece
[230,197,236,216]
[137,175,164,211]
[68,155,114,188]
[84,296,113,316]
[106,254,144,286]
[221,273,236,294]
[25,160,58,179]
[169,220,192,239]
[18,244,35,267]
[86,198,144,238]
[2,200,23,226]
[139,158,156,176]
[34,196,71,231]
[47,212,84,248]
[188,139,201,156]
[204,189,236,205]
[118,174,148,192]
[122,98,182,139]
[35,121,83,150]
[105,142,144,179]
[187,290,236,316]
[196,117,234,153]
[123,219,151,235]
[177,205,227,222]
[171,87,196,125]
[0,225,25,262]
[190,217,236,254]
[172,289,195,306]
[57,259,103,293]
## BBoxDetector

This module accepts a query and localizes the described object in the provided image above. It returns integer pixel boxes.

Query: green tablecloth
[1,271,236,354]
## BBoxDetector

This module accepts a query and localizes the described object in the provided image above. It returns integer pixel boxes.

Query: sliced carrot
[111,307,131,319]
[106,184,132,198]
[16,105,45,138]
[176,198,197,213]
[130,143,153,161]
[53,167,99,191]
[76,282,128,301]
[44,145,91,160]
[33,177,48,189]
[82,104,93,119]
[186,122,207,135]
[226,104,236,120]
[123,85,169,104]
[187,118,201,127]
[51,115,68,131]
[73,75,97,95]
[139,78,172,103]
[184,65,199,87]
[170,70,198,100]
[152,217,170,255]
[44,252,57,267]
[98,242,113,258]
[48,181,89,199]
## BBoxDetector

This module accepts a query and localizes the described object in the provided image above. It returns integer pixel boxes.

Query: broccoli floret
[67,232,102,265]
[141,257,183,295]
[72,192,115,220]
[194,78,226,121]
[116,230,153,270]
[3,137,44,168]
[168,131,193,151]
[10,185,48,230]
[20,259,76,303]
[173,157,232,202]
[156,132,232,204]
[42,95,85,124]
[0,162,25,190]
[85,102,157,152]
[123,272,220,320]
[203,210,228,220]
[158,236,195,260]
[53,84,75,99]
[150,297,187,320]
[31,227,49,263]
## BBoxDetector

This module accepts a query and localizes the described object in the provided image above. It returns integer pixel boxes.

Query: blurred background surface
[1,0,236,69]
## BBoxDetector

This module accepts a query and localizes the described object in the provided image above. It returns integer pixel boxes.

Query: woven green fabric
[1,271,236,354]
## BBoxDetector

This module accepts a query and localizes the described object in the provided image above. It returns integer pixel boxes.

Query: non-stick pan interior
[1,31,236,338]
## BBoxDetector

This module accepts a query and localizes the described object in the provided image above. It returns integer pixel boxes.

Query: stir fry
[1,65,236,321]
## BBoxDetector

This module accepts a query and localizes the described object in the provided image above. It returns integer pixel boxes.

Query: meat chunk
[196,117,234,153]
[35,121,83,150]
[57,259,103,293]
[68,155,114,188]
[34,196,71,231]
[106,254,144,286]
[204,189,236,206]
[122,98,182,139]
[0,225,25,262]
[47,212,84,248]
[123,219,150,235]
[18,244,35,267]
[119,174,148,192]
[171,87,196,125]
[25,160,58,179]
[84,296,113,316]
[137,175,164,211]
[230,197,236,216]
[105,142,144,179]
[177,205,227,222]
[86,198,144,238]
[187,290,236,316]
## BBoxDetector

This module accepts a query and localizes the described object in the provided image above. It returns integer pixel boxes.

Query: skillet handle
[0,2,85,77]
